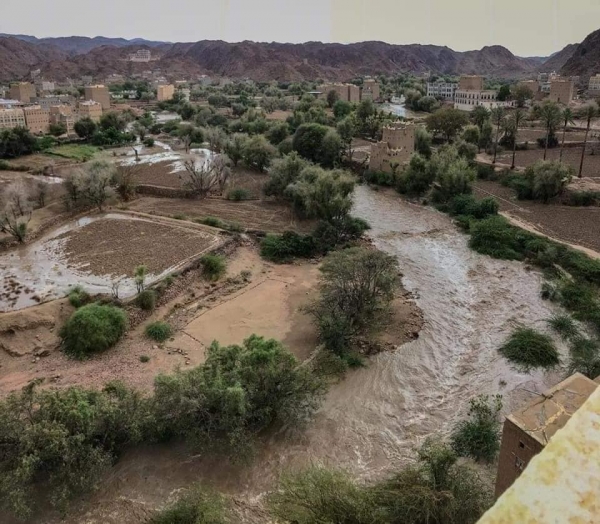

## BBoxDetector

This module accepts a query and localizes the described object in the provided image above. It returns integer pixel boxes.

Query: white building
[589,74,600,96]
[129,49,152,62]
[426,81,458,100]
[454,90,513,112]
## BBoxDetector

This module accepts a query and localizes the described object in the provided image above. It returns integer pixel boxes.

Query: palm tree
[509,108,526,169]
[471,106,490,132]
[559,108,575,162]
[490,107,505,164]
[537,101,562,160]
[578,102,599,178]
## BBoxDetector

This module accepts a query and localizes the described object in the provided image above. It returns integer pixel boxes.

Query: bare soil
[54,215,220,277]
[128,196,315,233]
[473,179,600,255]
[492,148,600,178]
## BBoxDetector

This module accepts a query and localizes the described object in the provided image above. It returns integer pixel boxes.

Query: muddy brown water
[43,187,567,522]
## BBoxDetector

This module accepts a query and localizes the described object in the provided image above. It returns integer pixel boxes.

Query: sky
[2,0,599,57]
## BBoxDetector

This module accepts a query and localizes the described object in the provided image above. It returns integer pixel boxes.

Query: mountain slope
[561,29,600,78]
[542,43,578,73]
[0,37,67,80]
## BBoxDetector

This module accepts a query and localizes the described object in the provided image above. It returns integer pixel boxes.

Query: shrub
[447,195,499,220]
[140,355,150,363]
[143,137,155,147]
[260,231,317,262]
[565,190,600,207]
[68,284,91,308]
[136,289,156,311]
[476,163,495,180]
[149,486,232,524]
[197,216,224,228]
[306,248,398,355]
[200,254,226,281]
[396,153,434,195]
[363,170,397,187]
[530,161,573,203]
[498,327,560,371]
[0,382,148,518]
[152,335,325,449]
[547,314,580,341]
[567,337,600,379]
[451,395,503,463]
[146,321,173,342]
[60,304,127,359]
[469,216,526,260]
[226,188,251,201]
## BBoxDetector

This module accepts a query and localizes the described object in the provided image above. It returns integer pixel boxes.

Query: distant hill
[1,31,596,83]
[561,29,600,79]
[0,33,168,55]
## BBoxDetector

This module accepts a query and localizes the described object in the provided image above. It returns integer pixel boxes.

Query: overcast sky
[2,0,599,56]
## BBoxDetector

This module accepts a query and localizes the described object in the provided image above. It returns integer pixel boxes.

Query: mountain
[542,43,578,73]
[0,34,560,83]
[0,37,67,80]
[0,34,168,55]
[561,29,600,79]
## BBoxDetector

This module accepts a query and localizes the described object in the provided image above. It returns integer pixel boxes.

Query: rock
[35,349,50,357]
[152,345,158,350]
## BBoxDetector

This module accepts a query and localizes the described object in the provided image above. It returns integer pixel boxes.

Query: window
[519,441,525,449]
[515,456,525,470]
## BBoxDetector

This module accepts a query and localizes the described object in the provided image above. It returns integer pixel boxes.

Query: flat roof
[507,372,598,446]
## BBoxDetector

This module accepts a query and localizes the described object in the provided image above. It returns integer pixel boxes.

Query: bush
[547,314,580,341]
[567,337,600,379]
[306,248,398,355]
[0,382,148,518]
[143,137,155,147]
[60,304,127,359]
[468,216,527,260]
[451,395,503,463]
[226,188,251,201]
[136,289,157,311]
[476,163,495,180]
[146,321,173,342]
[260,231,317,262]
[498,327,560,371]
[68,285,91,308]
[363,170,397,187]
[565,190,600,207]
[152,335,325,449]
[447,195,498,220]
[396,153,434,196]
[200,254,226,281]
[149,486,232,524]
[197,216,224,228]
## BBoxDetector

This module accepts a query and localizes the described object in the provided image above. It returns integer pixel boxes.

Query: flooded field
[47,186,568,523]
[0,213,220,311]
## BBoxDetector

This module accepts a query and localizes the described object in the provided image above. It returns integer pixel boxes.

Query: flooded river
[52,187,566,522]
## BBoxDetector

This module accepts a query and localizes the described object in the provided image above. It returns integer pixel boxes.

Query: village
[1,16,600,524]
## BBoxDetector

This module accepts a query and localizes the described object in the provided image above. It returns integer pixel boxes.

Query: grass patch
[145,321,172,342]
[547,314,580,341]
[148,486,231,524]
[47,144,98,162]
[226,188,252,201]
[200,254,226,281]
[68,285,91,308]
[498,327,560,371]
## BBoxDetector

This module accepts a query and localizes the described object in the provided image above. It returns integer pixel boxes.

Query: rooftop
[507,372,598,446]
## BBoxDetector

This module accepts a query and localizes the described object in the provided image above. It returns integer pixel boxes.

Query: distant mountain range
[0,29,596,84]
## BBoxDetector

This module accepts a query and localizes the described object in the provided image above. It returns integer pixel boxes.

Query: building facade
[129,49,152,62]
[157,84,175,101]
[84,85,111,110]
[369,123,415,173]
[589,74,600,96]
[0,108,26,130]
[23,105,50,134]
[78,100,103,122]
[454,75,512,112]
[32,95,76,110]
[426,81,458,100]
[362,78,380,101]
[549,79,574,104]
[494,373,598,499]
[50,105,75,135]
[458,75,484,91]
[9,82,36,103]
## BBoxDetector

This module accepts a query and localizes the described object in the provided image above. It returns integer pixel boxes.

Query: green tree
[509,108,526,169]
[320,129,343,168]
[513,84,534,108]
[326,89,340,108]
[537,101,562,160]
[305,247,398,355]
[292,123,328,163]
[99,111,125,132]
[264,152,309,198]
[497,84,511,101]
[336,116,356,161]
[243,135,276,172]
[414,126,433,158]
[266,121,289,145]
[425,107,469,142]
[578,102,599,178]
[471,105,490,132]
[490,107,505,164]
[461,125,480,146]
[559,107,575,163]
[333,99,352,120]
[74,117,98,140]
[48,122,67,137]
[529,160,573,203]
[224,133,248,166]
[0,127,39,158]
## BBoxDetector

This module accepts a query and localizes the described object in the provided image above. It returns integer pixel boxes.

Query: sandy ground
[473,179,600,255]
[128,196,315,233]
[55,215,220,277]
